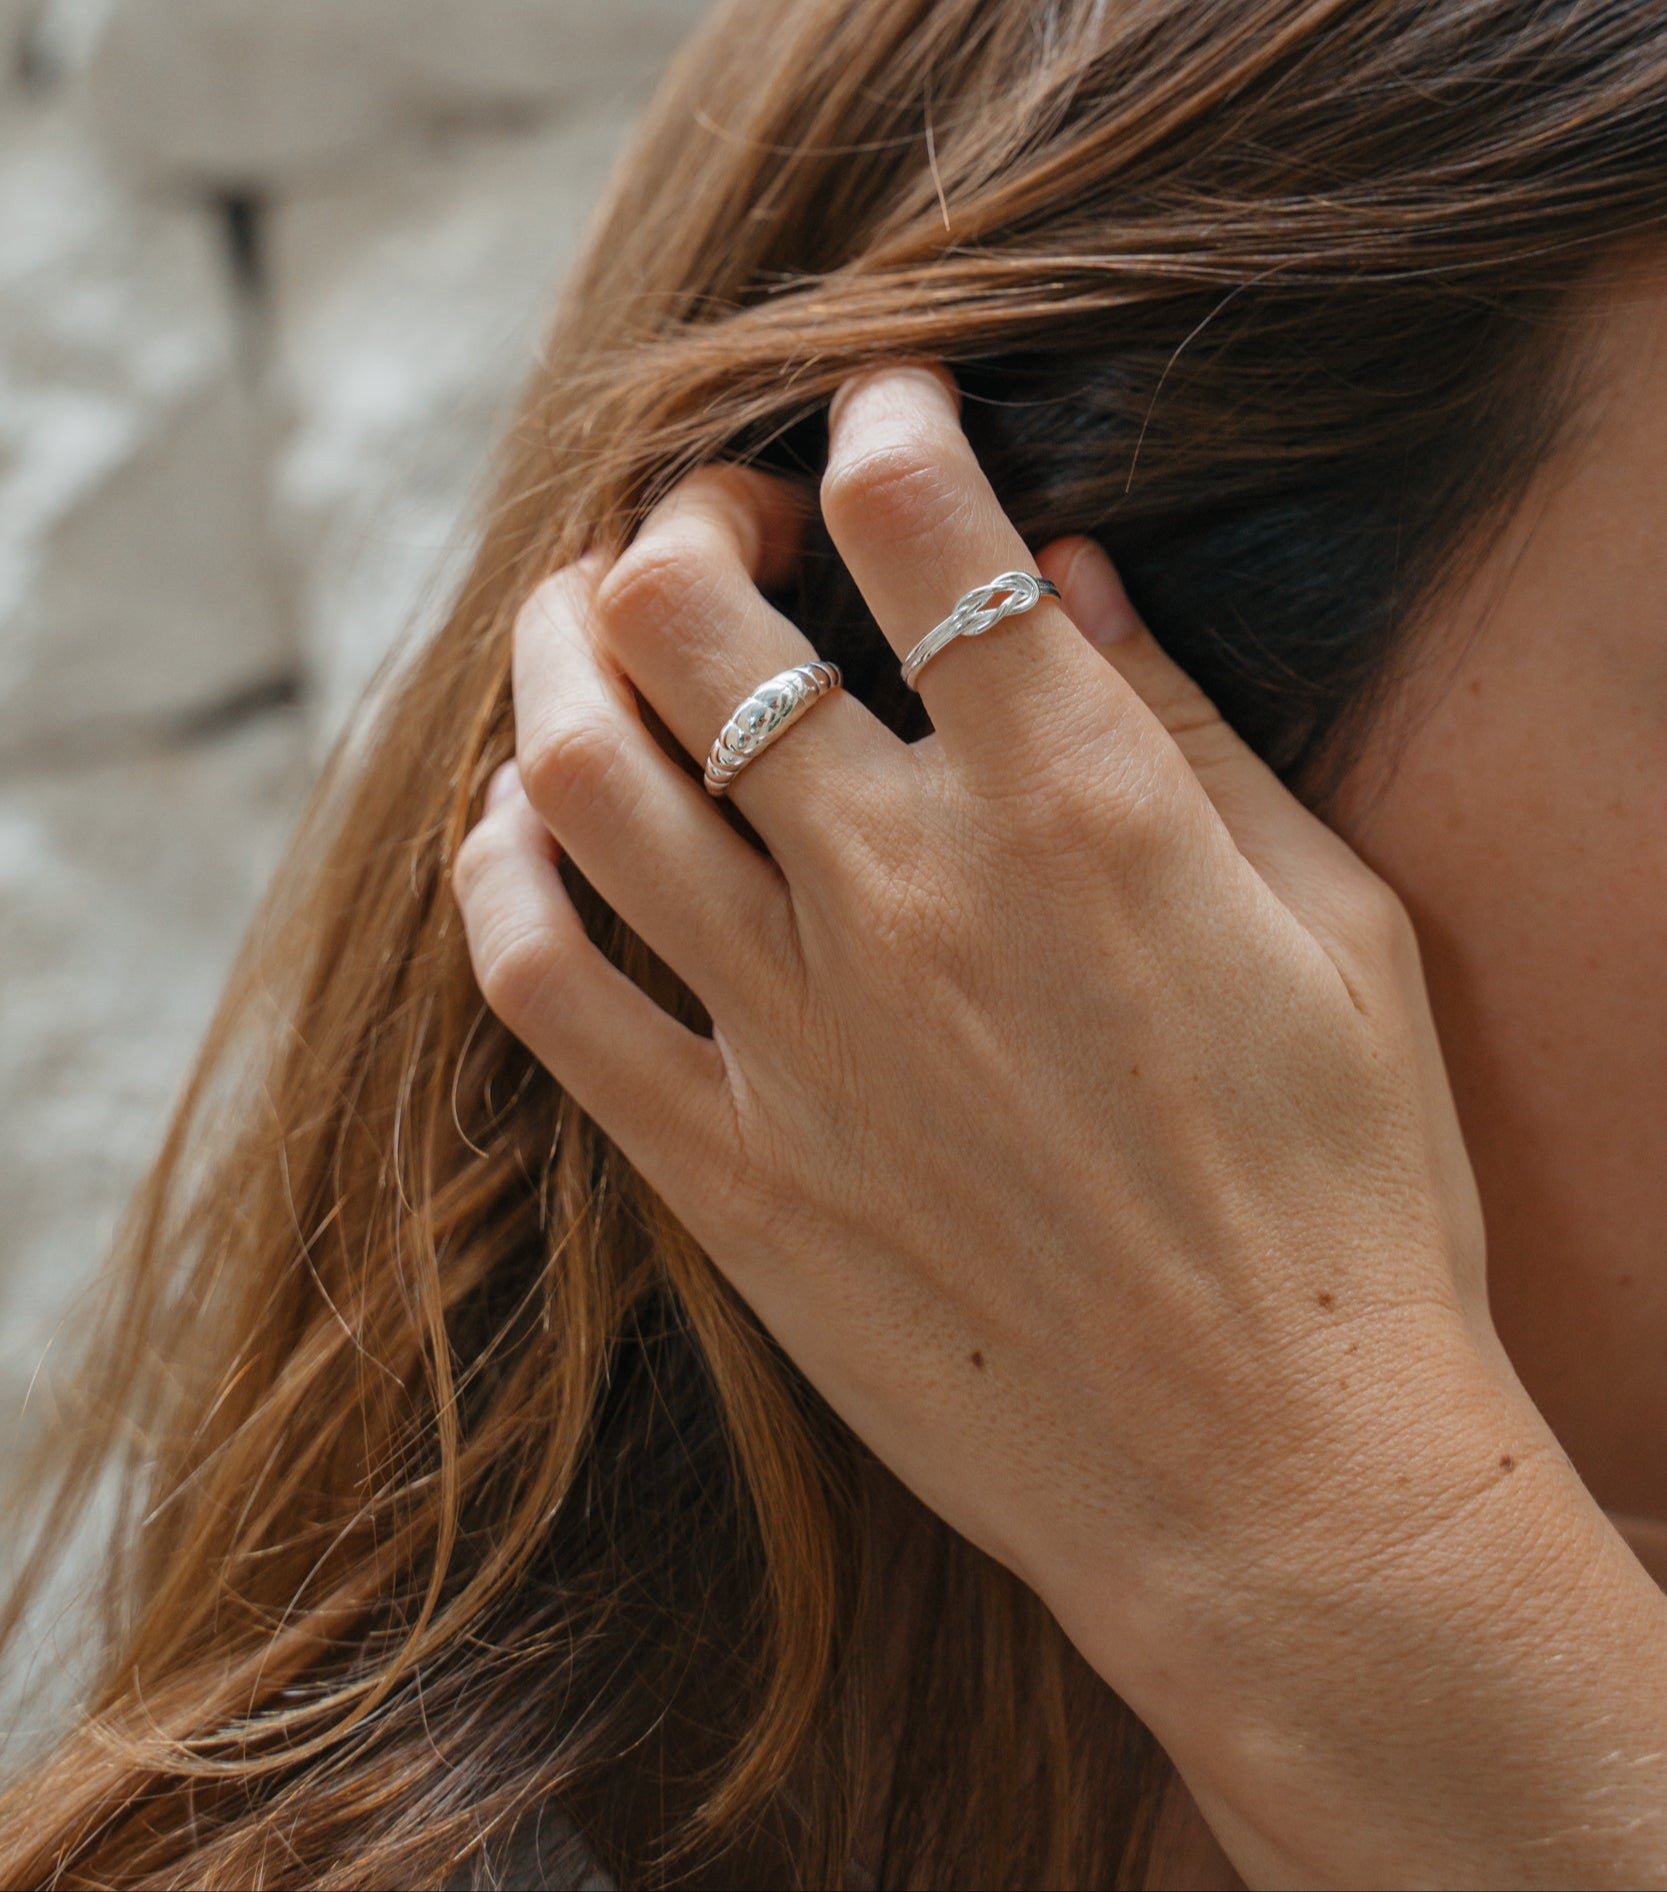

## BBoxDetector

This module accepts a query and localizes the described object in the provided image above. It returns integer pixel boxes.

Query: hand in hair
[455,361,1667,1891]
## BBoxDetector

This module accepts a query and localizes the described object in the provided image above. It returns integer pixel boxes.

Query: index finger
[820,364,1114,782]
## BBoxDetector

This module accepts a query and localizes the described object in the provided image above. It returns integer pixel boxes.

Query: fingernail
[1062,539,1140,647]
[484,759,521,811]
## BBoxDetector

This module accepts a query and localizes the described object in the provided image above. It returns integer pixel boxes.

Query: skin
[1154,257,1667,1885]
[1150,258,1667,1883]
[453,326,1667,1887]
[1333,265,1667,1532]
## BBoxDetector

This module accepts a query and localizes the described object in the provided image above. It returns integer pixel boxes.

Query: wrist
[1071,1320,1667,1886]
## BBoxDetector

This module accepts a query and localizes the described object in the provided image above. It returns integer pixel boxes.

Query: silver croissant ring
[900,571,1062,691]
[704,660,843,796]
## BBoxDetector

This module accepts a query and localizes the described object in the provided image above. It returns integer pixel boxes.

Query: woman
[7,0,1667,1883]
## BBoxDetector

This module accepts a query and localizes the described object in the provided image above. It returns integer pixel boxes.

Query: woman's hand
[454,364,1667,1887]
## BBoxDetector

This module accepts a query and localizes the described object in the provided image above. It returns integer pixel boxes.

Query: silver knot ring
[900,571,1062,691]
[704,660,843,797]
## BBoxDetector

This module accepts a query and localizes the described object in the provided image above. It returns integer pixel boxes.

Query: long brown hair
[6,1,1667,1884]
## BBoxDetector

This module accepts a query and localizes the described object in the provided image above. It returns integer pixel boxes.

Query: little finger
[454,774,736,1194]
[1041,534,1422,1001]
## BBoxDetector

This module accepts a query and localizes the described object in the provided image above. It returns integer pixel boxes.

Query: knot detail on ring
[704,660,842,796]
[900,571,1061,691]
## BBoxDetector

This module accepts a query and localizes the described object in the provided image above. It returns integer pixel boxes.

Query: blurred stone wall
[0,0,710,1451]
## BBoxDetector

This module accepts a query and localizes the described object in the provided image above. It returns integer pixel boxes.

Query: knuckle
[1341,872,1423,972]
[519,711,629,833]
[450,820,496,905]
[475,916,567,1029]
[593,532,721,651]
[821,436,963,551]
[518,556,601,654]
[678,459,766,524]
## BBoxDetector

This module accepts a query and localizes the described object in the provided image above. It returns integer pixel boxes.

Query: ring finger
[591,463,908,865]
[514,555,795,1017]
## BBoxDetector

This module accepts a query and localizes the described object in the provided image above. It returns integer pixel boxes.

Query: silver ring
[900,571,1062,691]
[704,660,843,796]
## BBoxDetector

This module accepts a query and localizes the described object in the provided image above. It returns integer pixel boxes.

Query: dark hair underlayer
[4,1,1667,1886]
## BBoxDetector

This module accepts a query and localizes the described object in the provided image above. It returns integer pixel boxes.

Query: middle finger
[821,364,1113,783]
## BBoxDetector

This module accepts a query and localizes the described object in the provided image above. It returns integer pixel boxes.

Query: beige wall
[0,0,710,1451]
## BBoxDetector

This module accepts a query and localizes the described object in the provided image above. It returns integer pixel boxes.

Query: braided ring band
[900,571,1062,691]
[703,660,843,797]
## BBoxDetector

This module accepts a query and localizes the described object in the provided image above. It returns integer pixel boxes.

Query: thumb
[1038,534,1396,958]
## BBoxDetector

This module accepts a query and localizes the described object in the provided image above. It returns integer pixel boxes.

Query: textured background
[0,0,711,1456]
